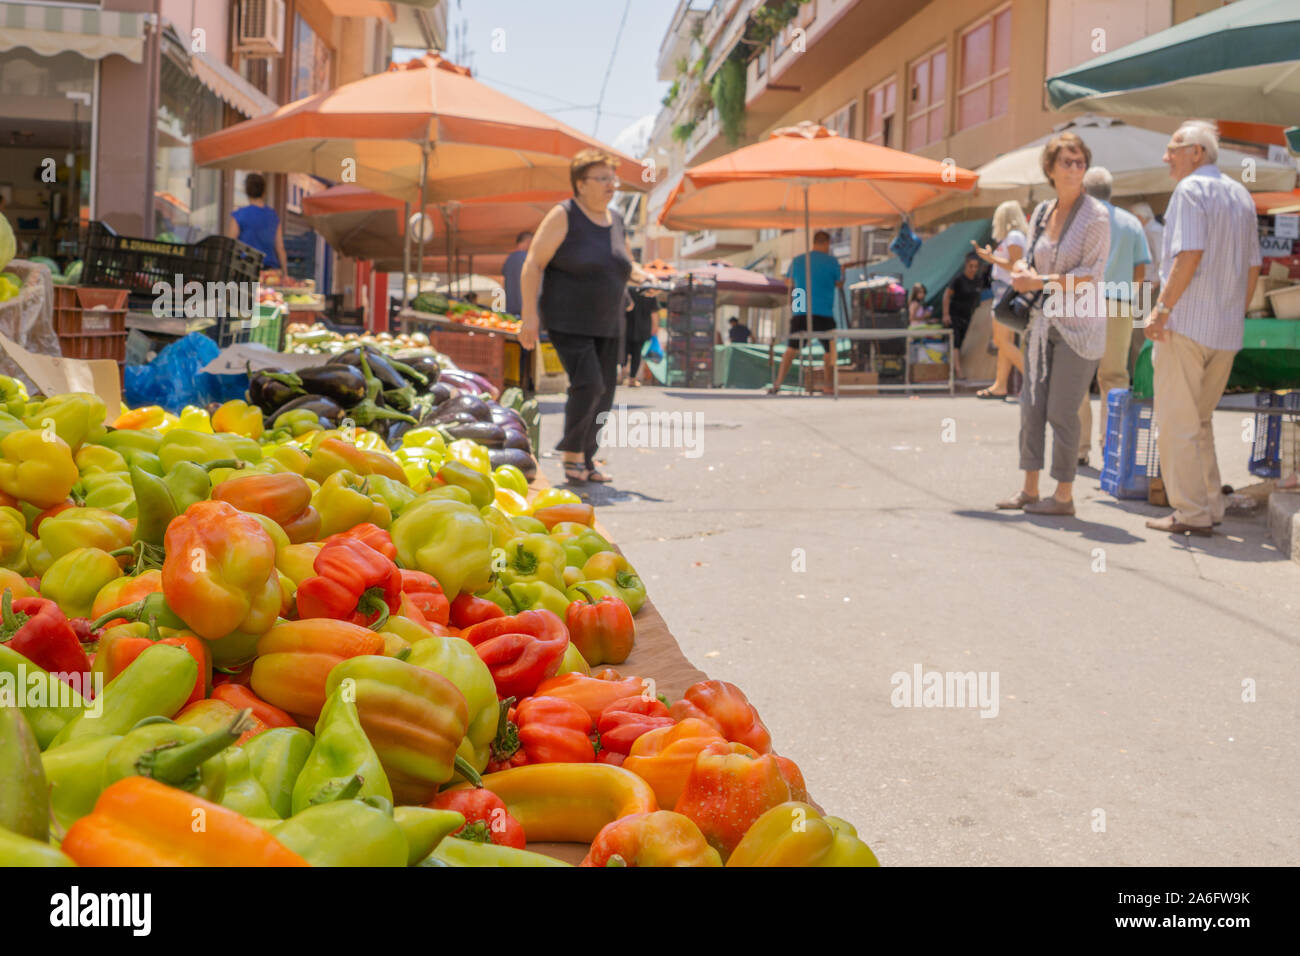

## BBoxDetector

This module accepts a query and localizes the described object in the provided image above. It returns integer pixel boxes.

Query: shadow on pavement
[954,509,1144,545]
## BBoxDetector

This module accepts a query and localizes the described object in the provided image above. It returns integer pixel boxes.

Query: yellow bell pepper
[726,802,880,867]
[112,405,167,430]
[529,487,582,513]
[75,444,128,476]
[0,430,78,509]
[397,427,446,456]
[212,400,264,440]
[266,445,310,475]
[0,506,31,573]
[493,487,530,516]
[23,393,106,451]
[177,405,214,433]
[480,504,521,549]
[276,542,321,587]
[446,439,490,475]
[313,470,392,535]
[153,411,182,433]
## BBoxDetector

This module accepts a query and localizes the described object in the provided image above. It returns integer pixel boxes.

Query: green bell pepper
[474,584,514,614]
[366,474,418,516]
[42,734,121,830]
[75,444,128,476]
[505,581,572,617]
[291,686,393,814]
[491,464,529,497]
[96,427,164,456]
[0,376,28,418]
[243,726,313,819]
[421,836,571,867]
[1,705,48,840]
[0,827,75,866]
[77,471,137,519]
[0,505,31,573]
[437,460,495,509]
[391,496,493,599]
[158,429,262,472]
[24,392,107,451]
[272,796,408,867]
[510,514,549,536]
[103,710,252,802]
[219,746,280,819]
[498,533,567,592]
[393,806,466,866]
[579,552,647,615]
[49,643,197,746]
[27,507,133,577]
[482,504,522,549]
[39,547,123,619]
[405,635,498,773]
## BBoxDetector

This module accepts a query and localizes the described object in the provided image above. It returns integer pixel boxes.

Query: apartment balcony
[680,228,757,259]
[658,0,711,81]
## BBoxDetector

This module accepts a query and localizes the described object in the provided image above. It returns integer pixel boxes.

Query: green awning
[864,218,992,309]
[1133,319,1300,398]
[0,1,145,63]
[1046,0,1300,125]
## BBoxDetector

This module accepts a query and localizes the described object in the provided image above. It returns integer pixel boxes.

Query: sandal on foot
[562,461,590,484]
[976,387,1007,399]
[995,491,1040,510]
[1024,497,1075,516]
[586,468,613,483]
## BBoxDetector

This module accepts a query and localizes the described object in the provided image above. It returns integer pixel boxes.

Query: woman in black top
[623,286,658,387]
[942,253,986,380]
[519,150,646,483]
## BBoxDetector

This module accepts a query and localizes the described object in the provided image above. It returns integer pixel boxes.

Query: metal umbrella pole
[802,180,814,395]
[401,200,411,313]
[412,142,430,333]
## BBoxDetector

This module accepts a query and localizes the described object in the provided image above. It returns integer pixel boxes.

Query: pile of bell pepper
[0,382,878,867]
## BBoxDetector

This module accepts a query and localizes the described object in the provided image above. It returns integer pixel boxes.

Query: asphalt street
[537,384,1300,866]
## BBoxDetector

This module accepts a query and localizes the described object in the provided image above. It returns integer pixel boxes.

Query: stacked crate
[666,276,717,388]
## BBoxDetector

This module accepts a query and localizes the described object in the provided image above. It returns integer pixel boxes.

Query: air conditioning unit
[236,0,286,57]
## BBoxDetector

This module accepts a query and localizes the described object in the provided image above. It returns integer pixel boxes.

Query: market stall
[0,348,877,867]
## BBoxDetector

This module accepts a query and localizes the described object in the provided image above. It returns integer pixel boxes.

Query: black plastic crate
[80,221,264,312]
[687,368,713,388]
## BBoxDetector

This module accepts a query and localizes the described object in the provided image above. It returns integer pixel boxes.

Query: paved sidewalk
[537,385,1300,866]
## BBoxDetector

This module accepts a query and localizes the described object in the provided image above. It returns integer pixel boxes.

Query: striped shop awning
[0,1,145,63]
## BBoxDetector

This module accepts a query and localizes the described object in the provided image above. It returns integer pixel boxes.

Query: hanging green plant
[711,57,746,145]
[662,79,680,108]
[745,0,809,52]
[690,49,710,77]
[672,119,698,144]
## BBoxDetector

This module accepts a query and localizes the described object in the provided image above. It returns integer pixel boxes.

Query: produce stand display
[0,340,876,866]
[396,308,515,394]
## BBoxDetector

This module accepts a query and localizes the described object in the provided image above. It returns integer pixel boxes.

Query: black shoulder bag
[994,197,1083,332]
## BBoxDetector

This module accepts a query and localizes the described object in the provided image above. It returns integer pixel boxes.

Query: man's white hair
[1174,120,1219,164]
[1082,166,1113,201]
[1129,201,1155,222]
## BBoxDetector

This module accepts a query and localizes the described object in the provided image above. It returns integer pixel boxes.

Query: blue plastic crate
[1248,392,1300,478]
[1100,388,1159,499]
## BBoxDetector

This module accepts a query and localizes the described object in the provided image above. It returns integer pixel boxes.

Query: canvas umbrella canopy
[193,53,643,305]
[1045,0,1300,126]
[915,115,1297,226]
[1253,189,1300,215]
[659,122,976,386]
[684,261,789,309]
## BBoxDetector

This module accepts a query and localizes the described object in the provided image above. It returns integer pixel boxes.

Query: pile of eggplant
[247,344,540,478]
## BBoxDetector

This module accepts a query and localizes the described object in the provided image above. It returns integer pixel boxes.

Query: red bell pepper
[211,682,296,729]
[597,695,674,756]
[669,680,772,754]
[0,590,90,687]
[93,619,210,707]
[449,591,505,629]
[399,570,450,626]
[565,587,635,666]
[326,522,396,561]
[295,538,402,630]
[430,788,526,849]
[460,609,569,701]
[515,695,595,764]
[534,672,646,723]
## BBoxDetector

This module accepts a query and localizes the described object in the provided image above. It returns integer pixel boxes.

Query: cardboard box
[909,362,950,383]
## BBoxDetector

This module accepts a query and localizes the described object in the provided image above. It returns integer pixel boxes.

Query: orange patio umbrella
[659,122,977,378]
[1253,188,1300,215]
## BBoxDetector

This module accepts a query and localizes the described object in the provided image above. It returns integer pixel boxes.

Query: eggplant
[421,408,479,427]
[443,421,506,447]
[248,367,305,415]
[267,394,345,427]
[439,369,495,397]
[429,382,453,405]
[502,429,532,452]
[289,365,368,408]
[489,447,537,481]
[435,394,492,422]
[328,347,409,393]
[383,418,416,447]
[488,405,525,431]
[401,354,442,388]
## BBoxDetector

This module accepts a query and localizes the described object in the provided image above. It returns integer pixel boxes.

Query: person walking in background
[942,253,985,380]
[503,231,535,393]
[1129,201,1165,375]
[518,150,646,484]
[1076,167,1151,467]
[1144,121,1261,536]
[769,230,843,394]
[972,201,1029,399]
[227,173,289,276]
[995,131,1110,517]
[623,284,657,387]
[728,317,752,343]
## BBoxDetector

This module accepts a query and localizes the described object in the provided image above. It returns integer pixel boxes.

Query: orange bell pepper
[581,811,722,867]
[533,672,646,723]
[161,500,281,648]
[621,718,725,810]
[61,777,309,866]
[249,618,385,721]
[93,619,211,708]
[673,741,795,860]
[515,695,595,764]
[531,503,594,530]
[210,472,320,543]
[305,437,407,484]
[211,682,297,729]
[90,570,164,627]
[669,680,772,753]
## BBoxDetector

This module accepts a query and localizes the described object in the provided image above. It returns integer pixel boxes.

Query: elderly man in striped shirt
[1143,121,1262,536]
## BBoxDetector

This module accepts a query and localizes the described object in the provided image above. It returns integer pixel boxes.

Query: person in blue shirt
[226,173,289,276]
[1076,166,1152,466]
[770,230,843,394]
